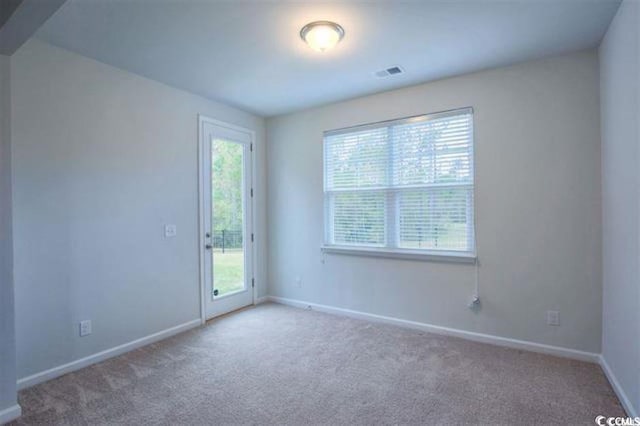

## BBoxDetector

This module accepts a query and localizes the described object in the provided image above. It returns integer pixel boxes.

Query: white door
[200,117,254,319]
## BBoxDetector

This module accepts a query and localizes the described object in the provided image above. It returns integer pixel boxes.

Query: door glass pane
[212,139,245,297]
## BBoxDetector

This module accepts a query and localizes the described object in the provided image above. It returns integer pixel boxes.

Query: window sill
[320,245,477,264]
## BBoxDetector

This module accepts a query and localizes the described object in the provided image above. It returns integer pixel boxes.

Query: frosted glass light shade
[300,21,345,52]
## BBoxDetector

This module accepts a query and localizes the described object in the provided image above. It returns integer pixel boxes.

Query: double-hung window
[323,107,475,260]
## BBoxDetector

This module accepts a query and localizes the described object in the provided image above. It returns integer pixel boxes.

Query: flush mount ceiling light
[300,21,345,52]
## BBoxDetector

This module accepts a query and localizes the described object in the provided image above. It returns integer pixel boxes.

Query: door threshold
[205,303,255,324]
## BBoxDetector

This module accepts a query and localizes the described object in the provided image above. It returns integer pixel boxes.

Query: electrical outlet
[164,224,177,238]
[79,320,92,336]
[547,311,560,326]
[295,276,302,288]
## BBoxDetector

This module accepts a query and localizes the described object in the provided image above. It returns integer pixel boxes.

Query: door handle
[205,244,212,250]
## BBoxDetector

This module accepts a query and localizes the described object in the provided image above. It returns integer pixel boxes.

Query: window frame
[322,107,476,263]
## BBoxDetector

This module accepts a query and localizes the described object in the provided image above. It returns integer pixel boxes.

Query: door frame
[198,115,257,324]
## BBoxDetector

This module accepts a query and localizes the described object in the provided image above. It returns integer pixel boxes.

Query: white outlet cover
[164,224,177,238]
[80,320,92,336]
[547,310,560,326]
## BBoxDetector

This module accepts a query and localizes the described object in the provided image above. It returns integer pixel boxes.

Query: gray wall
[11,40,267,379]
[599,0,640,416]
[0,53,18,415]
[266,51,603,353]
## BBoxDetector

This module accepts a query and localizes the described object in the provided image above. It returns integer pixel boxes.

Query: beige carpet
[13,303,624,425]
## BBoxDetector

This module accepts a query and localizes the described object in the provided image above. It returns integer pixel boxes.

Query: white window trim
[320,245,476,263]
[322,107,476,262]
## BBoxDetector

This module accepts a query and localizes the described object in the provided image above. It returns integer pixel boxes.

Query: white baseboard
[599,355,638,418]
[0,404,21,425]
[267,296,600,363]
[17,319,201,391]
[254,295,269,305]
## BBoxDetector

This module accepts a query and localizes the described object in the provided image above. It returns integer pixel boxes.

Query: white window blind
[324,108,475,256]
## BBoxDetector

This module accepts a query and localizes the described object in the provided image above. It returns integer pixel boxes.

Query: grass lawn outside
[213,249,245,296]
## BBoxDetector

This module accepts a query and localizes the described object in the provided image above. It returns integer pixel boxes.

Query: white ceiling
[36,0,620,117]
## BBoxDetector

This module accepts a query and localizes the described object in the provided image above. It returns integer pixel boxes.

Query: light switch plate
[164,224,177,238]
[547,310,560,326]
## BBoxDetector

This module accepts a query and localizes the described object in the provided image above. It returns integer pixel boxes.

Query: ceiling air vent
[375,66,404,78]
